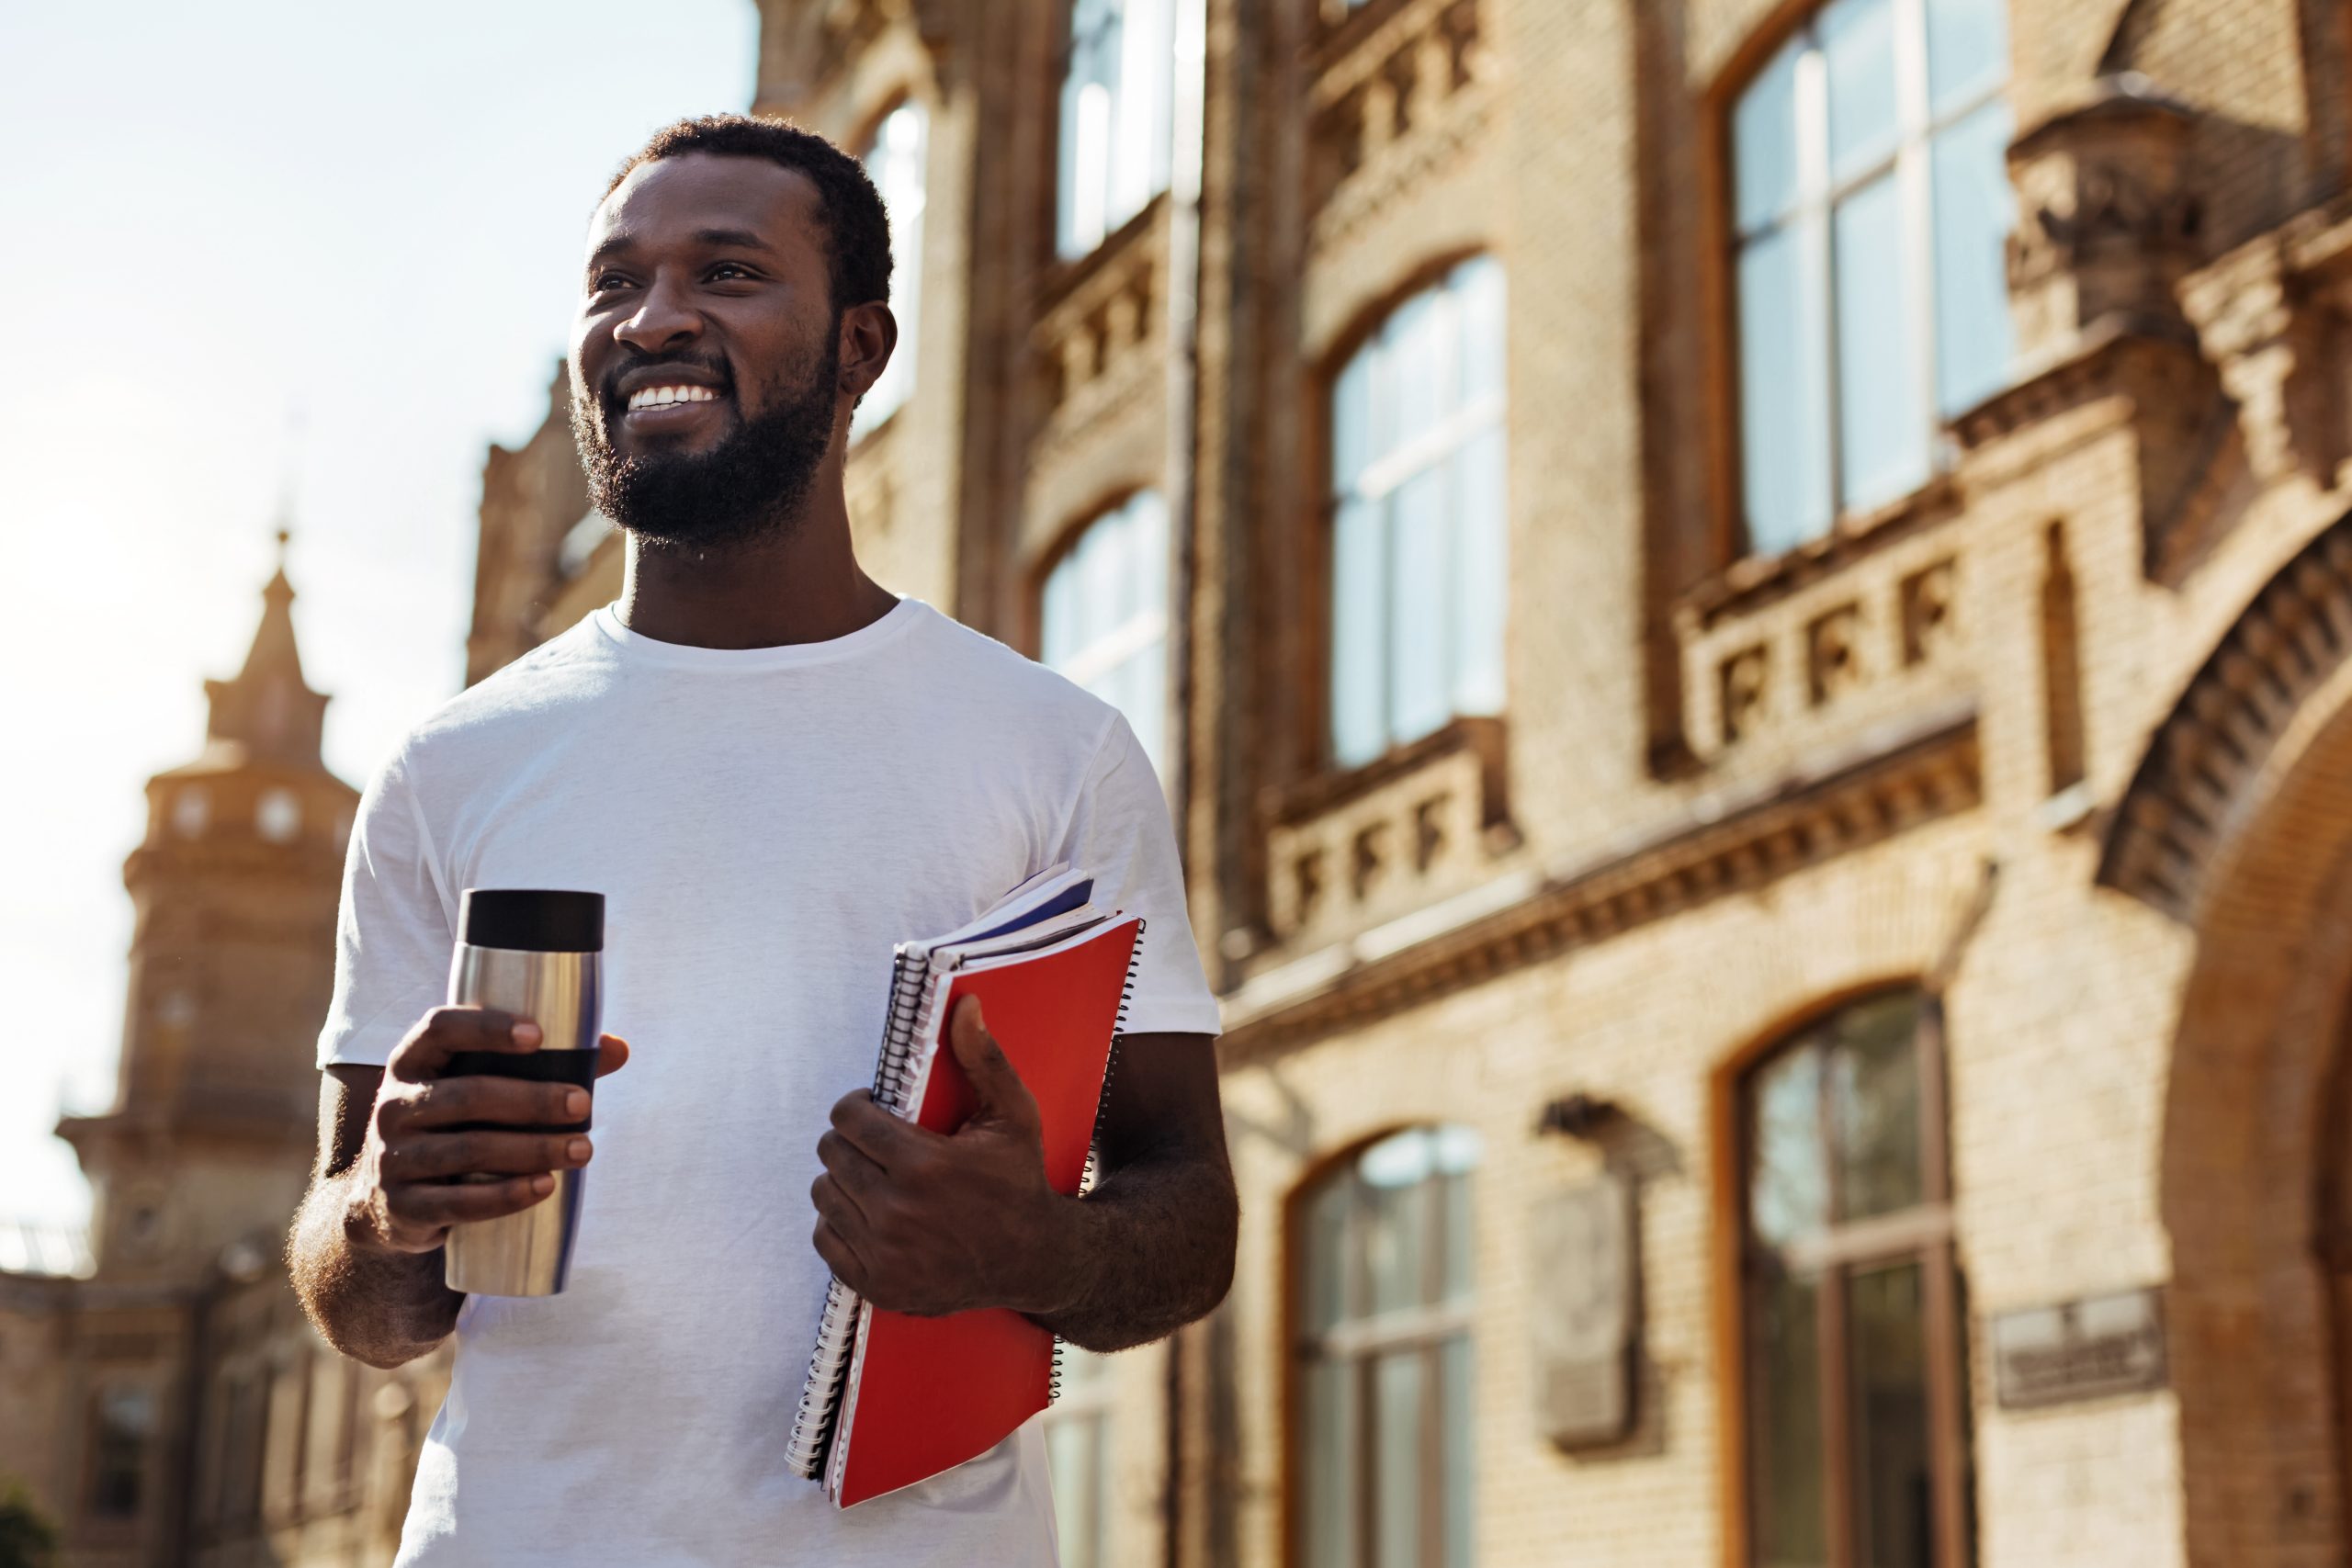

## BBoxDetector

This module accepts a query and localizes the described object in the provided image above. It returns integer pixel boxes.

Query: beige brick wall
[455,4,2352,1566]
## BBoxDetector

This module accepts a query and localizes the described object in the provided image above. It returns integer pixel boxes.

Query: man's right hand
[346,1006,631,1255]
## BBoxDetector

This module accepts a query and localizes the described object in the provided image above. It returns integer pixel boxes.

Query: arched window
[1295,1124,1481,1568]
[1730,0,2013,557]
[1057,0,1175,258]
[855,99,929,438]
[1043,491,1171,786]
[1329,255,1508,770]
[1738,987,1970,1567]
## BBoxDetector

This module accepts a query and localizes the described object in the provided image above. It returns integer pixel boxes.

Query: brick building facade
[322,0,2352,1564]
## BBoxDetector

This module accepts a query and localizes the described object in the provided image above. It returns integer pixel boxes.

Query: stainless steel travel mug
[441,887,605,1297]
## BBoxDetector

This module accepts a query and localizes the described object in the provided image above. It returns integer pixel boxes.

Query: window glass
[1829,992,1926,1223]
[1741,991,1960,1568]
[1455,256,1508,403]
[1439,1336,1476,1568]
[1303,1359,1358,1568]
[1849,1260,1935,1568]
[1832,172,1929,512]
[1748,1043,1826,1247]
[1736,221,1834,556]
[1930,98,2017,416]
[1334,353,1376,491]
[1043,492,1172,788]
[1297,1128,1478,1568]
[1927,0,2008,116]
[1331,497,1389,768]
[1373,1351,1426,1568]
[1748,1270,1827,1567]
[1450,425,1509,717]
[1822,0,1899,184]
[1328,262,1509,766]
[89,1384,155,1518]
[1058,0,1174,257]
[1735,37,1805,232]
[1731,0,2010,556]
[1389,466,1454,745]
[855,101,929,437]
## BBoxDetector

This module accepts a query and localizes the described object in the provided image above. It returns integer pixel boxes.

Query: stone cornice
[1218,705,1981,1062]
[2099,510,2352,920]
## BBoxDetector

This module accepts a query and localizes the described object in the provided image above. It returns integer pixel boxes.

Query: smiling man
[285,116,1238,1565]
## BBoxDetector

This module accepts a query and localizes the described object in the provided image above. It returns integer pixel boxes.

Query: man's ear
[838,299,899,403]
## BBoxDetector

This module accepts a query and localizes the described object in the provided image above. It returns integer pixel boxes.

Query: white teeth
[626,385,718,412]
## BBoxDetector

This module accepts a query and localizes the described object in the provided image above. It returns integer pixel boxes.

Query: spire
[204,529,330,768]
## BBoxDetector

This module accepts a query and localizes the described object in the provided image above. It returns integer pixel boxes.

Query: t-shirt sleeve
[1052,713,1224,1039]
[315,747,458,1070]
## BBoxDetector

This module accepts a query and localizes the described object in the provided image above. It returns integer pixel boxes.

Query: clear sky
[0,1,758,1231]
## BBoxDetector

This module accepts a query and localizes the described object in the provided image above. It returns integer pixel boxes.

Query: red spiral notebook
[784,864,1146,1506]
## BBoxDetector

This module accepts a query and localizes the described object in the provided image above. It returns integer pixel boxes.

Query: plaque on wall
[1991,1286,2167,1409]
[1528,1173,1636,1448]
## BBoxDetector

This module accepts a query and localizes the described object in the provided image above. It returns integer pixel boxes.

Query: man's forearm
[1029,1152,1238,1353]
[287,1173,464,1370]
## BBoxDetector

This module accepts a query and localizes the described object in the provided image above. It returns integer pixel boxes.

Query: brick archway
[2155,649,2352,1568]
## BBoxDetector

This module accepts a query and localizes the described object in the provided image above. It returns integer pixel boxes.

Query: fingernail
[567,1137,592,1164]
[530,1174,554,1195]
[513,1021,542,1046]
[565,1089,590,1117]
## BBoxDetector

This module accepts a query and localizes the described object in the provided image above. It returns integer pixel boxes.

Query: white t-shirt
[316,595,1222,1566]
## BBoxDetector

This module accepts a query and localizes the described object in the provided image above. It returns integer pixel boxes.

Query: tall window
[1058,0,1174,257]
[855,100,929,438]
[1731,0,2013,557]
[1329,256,1507,770]
[1296,1125,1481,1568]
[1046,1346,1115,1568]
[1043,491,1170,787]
[87,1384,155,1520]
[1740,988,1970,1568]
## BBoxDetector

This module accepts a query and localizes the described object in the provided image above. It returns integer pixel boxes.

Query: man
[287,115,1238,1564]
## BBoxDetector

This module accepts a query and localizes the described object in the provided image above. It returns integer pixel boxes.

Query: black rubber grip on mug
[443,1050,601,1135]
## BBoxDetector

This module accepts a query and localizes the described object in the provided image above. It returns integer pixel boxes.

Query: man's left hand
[810,995,1076,1317]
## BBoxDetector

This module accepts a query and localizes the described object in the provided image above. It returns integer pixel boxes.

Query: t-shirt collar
[589,594,924,671]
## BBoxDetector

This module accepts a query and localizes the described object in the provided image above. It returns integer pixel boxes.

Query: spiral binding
[785,943,938,1481]
[1051,916,1148,1409]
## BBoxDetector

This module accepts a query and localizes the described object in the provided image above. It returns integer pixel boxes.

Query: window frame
[1309,251,1509,780]
[82,1380,158,1529]
[1706,0,2013,567]
[1055,0,1176,261]
[1035,488,1177,795]
[1284,1125,1480,1568]
[1715,985,1973,1568]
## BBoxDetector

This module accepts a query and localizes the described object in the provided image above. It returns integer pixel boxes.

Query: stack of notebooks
[785,863,1147,1506]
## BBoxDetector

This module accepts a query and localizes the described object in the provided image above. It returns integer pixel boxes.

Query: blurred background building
[15,0,2352,1564]
[0,546,445,1566]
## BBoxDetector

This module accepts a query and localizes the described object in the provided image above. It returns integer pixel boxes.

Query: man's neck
[613,487,899,650]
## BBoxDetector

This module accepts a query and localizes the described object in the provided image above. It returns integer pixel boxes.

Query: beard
[572,333,841,553]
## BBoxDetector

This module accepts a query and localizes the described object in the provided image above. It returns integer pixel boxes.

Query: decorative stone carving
[1229,710,1981,1056]
[2007,74,2202,365]
[2100,512,2352,919]
[1306,0,1488,246]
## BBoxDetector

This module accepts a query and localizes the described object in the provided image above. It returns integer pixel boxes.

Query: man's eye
[708,263,756,282]
[589,273,636,294]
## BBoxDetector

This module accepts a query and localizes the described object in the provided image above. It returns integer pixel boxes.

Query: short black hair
[605,114,891,316]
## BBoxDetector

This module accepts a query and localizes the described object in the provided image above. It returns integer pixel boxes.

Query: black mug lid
[459,889,605,953]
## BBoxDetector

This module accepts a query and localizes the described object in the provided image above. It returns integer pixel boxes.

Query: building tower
[59,535,358,1285]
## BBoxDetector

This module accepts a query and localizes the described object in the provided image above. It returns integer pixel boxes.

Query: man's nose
[613,276,702,355]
